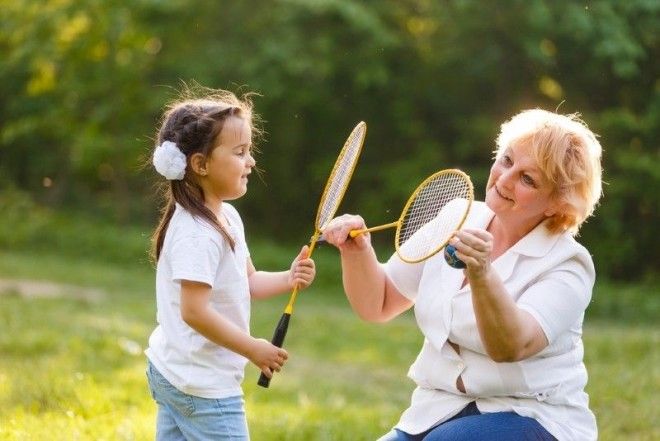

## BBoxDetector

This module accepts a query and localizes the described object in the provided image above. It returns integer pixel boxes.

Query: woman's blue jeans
[146,361,249,441]
[380,401,557,441]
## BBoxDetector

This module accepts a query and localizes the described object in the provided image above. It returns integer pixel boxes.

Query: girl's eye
[501,155,513,166]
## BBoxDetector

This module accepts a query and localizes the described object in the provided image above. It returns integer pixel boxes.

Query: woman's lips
[495,186,513,201]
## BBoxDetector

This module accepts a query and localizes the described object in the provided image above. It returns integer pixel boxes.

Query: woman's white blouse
[385,201,597,441]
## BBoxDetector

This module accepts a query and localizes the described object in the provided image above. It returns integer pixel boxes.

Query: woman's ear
[544,198,565,218]
[190,153,207,176]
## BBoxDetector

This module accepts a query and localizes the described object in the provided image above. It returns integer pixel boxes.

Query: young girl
[145,88,316,440]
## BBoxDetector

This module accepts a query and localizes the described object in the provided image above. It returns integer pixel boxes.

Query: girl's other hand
[248,338,288,379]
[288,245,316,290]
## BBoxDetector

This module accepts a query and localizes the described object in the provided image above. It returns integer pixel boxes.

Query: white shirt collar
[461,204,562,286]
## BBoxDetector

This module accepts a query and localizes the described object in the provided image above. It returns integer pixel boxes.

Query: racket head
[394,169,473,263]
[315,121,367,231]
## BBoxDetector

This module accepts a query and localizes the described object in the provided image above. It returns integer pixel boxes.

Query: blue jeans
[146,362,249,441]
[380,402,557,441]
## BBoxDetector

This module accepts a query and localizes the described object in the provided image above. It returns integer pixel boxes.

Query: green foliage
[0,186,50,247]
[1,0,658,279]
[580,106,660,280]
[0,187,152,266]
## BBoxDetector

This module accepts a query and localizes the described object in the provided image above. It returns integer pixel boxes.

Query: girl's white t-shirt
[385,201,597,441]
[145,202,250,399]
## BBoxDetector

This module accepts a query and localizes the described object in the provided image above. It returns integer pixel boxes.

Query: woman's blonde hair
[494,109,603,235]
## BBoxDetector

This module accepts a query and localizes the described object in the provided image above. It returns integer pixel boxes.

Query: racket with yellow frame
[350,169,474,264]
[258,121,367,388]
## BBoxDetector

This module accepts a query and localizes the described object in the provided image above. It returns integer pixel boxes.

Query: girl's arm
[180,280,288,378]
[248,246,316,300]
[449,229,548,362]
[323,214,413,323]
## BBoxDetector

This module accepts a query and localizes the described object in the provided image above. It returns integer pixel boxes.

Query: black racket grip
[257,312,291,388]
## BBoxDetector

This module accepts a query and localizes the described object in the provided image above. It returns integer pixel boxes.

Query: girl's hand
[321,214,371,252]
[448,228,494,280]
[288,245,316,290]
[248,338,289,379]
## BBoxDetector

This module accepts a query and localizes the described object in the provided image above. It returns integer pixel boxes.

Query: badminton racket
[350,169,473,264]
[258,121,367,388]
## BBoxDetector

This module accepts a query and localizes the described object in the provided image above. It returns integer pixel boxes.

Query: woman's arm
[450,229,548,362]
[323,214,413,322]
[248,246,316,300]
[180,280,288,378]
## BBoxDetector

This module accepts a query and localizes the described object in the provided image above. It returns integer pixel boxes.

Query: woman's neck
[487,215,540,259]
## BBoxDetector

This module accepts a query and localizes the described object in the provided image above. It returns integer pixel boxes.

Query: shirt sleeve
[385,254,425,301]
[169,234,222,287]
[517,254,595,343]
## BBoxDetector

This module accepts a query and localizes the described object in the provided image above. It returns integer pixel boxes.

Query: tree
[1,0,657,279]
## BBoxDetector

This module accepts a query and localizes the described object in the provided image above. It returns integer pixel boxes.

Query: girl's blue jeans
[146,361,249,441]
[379,401,557,441]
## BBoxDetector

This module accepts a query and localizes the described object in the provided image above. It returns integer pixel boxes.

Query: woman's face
[485,142,559,232]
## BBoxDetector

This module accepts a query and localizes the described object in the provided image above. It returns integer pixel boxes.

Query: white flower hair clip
[153,140,187,180]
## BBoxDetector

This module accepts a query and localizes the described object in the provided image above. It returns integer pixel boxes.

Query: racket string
[398,172,472,262]
[317,124,366,230]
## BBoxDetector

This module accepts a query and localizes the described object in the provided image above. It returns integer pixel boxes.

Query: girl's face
[202,115,255,202]
[485,142,559,233]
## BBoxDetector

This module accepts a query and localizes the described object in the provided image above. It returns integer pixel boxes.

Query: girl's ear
[190,153,207,176]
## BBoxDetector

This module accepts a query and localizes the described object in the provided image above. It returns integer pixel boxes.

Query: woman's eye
[522,174,537,187]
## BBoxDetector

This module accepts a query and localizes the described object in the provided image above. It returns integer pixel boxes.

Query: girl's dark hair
[150,88,260,262]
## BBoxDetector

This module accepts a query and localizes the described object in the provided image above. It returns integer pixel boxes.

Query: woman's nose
[499,169,515,189]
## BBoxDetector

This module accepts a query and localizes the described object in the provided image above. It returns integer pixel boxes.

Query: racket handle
[257,312,291,388]
[444,244,466,269]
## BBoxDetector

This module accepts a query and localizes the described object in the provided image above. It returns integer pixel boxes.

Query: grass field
[0,242,658,440]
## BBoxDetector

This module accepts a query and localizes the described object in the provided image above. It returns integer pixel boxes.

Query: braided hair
[150,89,259,262]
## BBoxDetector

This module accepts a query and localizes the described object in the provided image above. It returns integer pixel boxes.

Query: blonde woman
[323,109,602,441]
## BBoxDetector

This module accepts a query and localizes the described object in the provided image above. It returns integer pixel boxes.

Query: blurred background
[1,0,658,280]
[0,1,658,439]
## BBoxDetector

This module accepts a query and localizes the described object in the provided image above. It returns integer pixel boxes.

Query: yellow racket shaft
[287,121,366,313]
[258,122,366,388]
[349,221,398,237]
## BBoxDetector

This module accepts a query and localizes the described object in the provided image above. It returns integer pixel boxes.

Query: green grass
[0,243,658,440]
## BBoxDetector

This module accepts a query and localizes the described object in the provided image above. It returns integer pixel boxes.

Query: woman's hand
[449,228,550,362]
[449,228,494,280]
[288,245,316,290]
[321,214,371,253]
